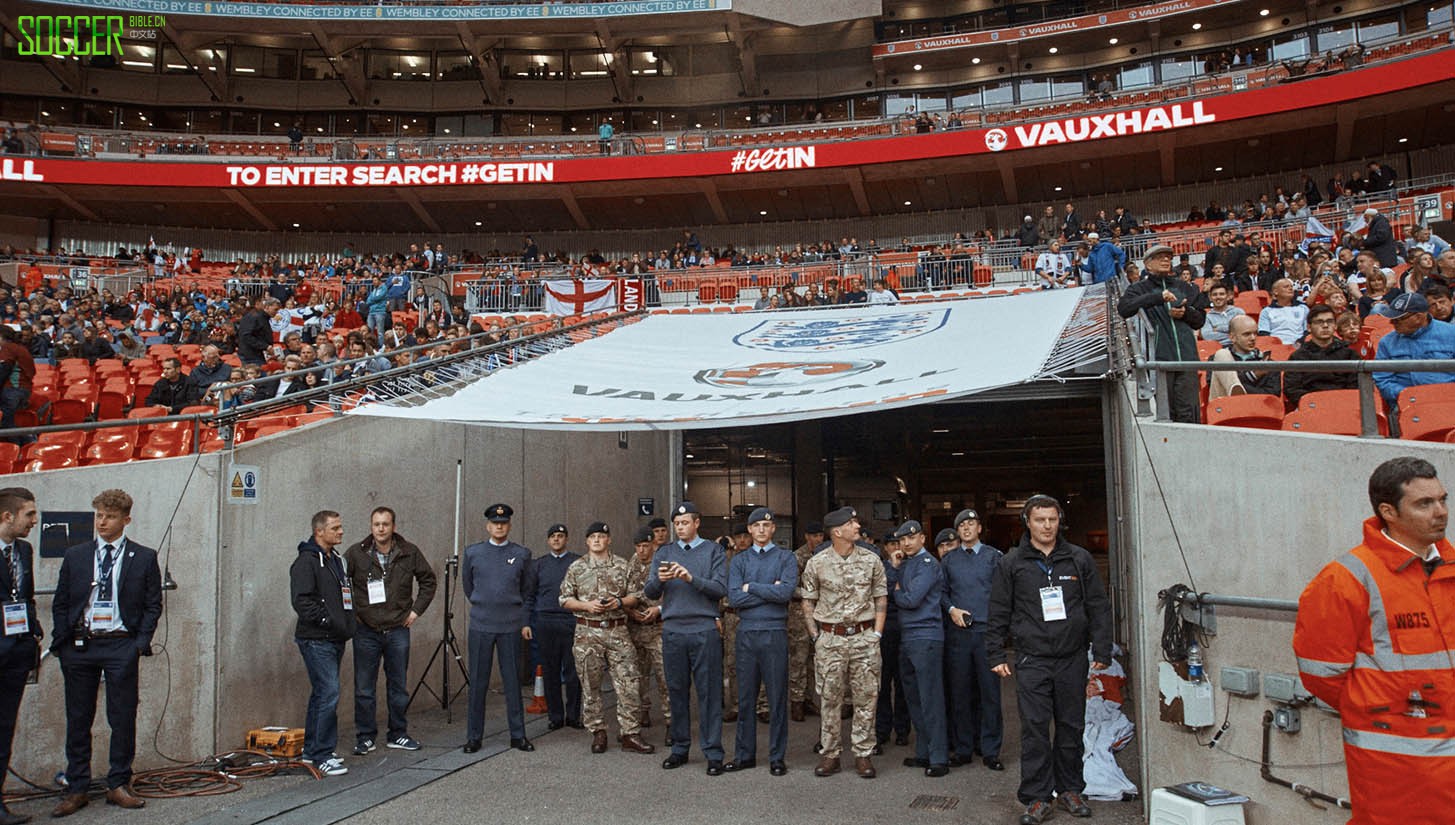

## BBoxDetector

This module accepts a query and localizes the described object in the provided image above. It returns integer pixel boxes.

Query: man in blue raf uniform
[50,489,162,818]
[875,532,910,751]
[526,523,583,730]
[0,488,40,825]
[462,503,537,754]
[943,508,1005,770]
[644,501,728,775]
[886,520,949,777]
[725,507,798,776]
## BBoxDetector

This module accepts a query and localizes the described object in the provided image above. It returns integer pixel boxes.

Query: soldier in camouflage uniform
[626,525,670,737]
[558,522,656,755]
[788,521,825,721]
[800,507,888,779]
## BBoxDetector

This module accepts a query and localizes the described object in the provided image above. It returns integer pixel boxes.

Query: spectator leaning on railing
[1372,293,1455,409]
[1117,244,1207,424]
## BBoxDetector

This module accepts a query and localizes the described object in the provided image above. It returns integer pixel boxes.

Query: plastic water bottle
[1187,642,1205,682]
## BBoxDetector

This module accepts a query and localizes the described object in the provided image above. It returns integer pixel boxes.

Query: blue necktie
[99,545,116,601]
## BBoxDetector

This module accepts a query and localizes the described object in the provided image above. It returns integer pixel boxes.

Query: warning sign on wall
[228,464,261,506]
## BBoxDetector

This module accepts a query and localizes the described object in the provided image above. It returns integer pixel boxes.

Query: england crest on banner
[733,309,950,352]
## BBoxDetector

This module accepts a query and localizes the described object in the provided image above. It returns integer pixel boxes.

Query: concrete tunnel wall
[1115,385,1455,824]
[10,416,674,779]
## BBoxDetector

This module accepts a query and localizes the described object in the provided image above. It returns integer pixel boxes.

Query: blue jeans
[367,311,389,344]
[0,386,32,444]
[296,639,345,763]
[353,625,410,743]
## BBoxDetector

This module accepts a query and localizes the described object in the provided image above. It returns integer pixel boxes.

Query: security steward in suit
[988,495,1112,825]
[0,488,40,825]
[51,489,162,818]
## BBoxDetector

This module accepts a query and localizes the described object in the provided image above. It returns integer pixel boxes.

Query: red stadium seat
[83,441,134,466]
[1205,394,1285,429]
[1399,402,1455,442]
[37,430,88,452]
[1396,383,1455,411]
[0,443,19,474]
[49,399,90,426]
[24,455,78,473]
[128,405,170,420]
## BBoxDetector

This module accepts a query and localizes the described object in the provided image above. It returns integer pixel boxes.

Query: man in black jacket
[1361,207,1399,268]
[50,489,162,818]
[237,296,276,366]
[987,496,1112,825]
[344,507,436,755]
[1284,304,1357,407]
[291,511,357,777]
[0,487,40,825]
[1117,244,1208,423]
[145,358,200,414]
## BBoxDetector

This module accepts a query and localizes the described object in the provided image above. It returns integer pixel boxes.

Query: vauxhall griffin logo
[695,360,884,388]
[984,129,1009,152]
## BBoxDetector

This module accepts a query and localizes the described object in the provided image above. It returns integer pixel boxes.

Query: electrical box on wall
[1264,673,1311,705]
[1181,680,1215,728]
[1219,666,1260,697]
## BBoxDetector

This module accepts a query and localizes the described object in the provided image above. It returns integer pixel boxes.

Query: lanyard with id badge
[367,550,390,605]
[4,548,28,637]
[1037,559,1068,622]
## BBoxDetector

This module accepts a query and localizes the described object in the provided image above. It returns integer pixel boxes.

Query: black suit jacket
[51,540,162,656]
[0,538,41,658]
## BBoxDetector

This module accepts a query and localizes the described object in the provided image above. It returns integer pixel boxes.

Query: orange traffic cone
[526,665,548,714]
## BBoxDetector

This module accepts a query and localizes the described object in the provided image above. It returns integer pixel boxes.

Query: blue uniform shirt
[643,537,727,633]
[727,542,798,631]
[527,551,580,626]
[461,538,535,633]
[892,549,946,642]
[941,542,1002,626]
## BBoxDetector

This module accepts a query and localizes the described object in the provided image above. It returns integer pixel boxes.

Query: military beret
[882,532,899,544]
[935,528,956,546]
[485,503,513,523]
[954,508,979,527]
[747,506,774,524]
[585,521,610,536]
[633,525,653,544]
[672,502,699,517]
[804,521,824,535]
[647,517,667,529]
[823,507,857,529]
[893,520,924,539]
[731,522,749,536]
[547,523,567,537]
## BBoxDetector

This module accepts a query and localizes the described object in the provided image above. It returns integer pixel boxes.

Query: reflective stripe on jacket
[1294,517,1455,824]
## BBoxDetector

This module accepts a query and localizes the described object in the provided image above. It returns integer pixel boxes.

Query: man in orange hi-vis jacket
[1294,456,1455,825]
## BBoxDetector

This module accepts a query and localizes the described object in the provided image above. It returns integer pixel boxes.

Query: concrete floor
[5,684,1146,825]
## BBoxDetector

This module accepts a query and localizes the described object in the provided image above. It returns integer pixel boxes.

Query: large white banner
[544,279,616,316]
[353,290,1085,430]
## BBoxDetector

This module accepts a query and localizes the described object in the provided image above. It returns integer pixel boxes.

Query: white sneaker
[387,736,422,751]
[318,757,348,776]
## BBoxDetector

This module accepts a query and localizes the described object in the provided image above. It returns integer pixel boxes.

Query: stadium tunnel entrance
[682,381,1114,593]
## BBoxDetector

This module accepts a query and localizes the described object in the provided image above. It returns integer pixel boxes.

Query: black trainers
[1059,792,1092,817]
[1020,800,1054,824]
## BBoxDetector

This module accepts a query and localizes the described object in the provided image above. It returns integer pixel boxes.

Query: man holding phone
[644,502,728,775]
[1116,244,1208,422]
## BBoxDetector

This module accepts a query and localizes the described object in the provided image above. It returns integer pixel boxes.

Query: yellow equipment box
[246,727,306,757]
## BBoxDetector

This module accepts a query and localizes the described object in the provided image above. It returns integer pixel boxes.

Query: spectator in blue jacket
[365,276,390,344]
[1079,233,1128,285]
[386,270,411,312]
[1373,292,1455,405]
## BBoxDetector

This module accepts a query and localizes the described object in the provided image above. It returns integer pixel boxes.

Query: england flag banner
[352,289,1088,430]
[544,279,616,316]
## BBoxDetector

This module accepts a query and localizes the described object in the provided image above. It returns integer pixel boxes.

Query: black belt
[818,620,874,636]
[86,630,133,640]
[577,618,627,629]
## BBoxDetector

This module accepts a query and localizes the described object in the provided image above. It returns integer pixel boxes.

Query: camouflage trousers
[814,632,881,758]
[787,606,814,703]
[628,622,669,726]
[574,623,643,736]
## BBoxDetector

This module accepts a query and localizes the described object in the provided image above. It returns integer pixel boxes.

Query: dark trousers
[353,625,410,743]
[467,628,524,740]
[60,637,141,791]
[296,638,345,764]
[900,638,948,765]
[536,620,581,726]
[875,623,909,740]
[1015,653,1091,804]
[663,626,724,761]
[0,638,36,792]
[734,627,788,763]
[0,386,32,444]
[946,625,1003,758]
[1169,370,1201,424]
